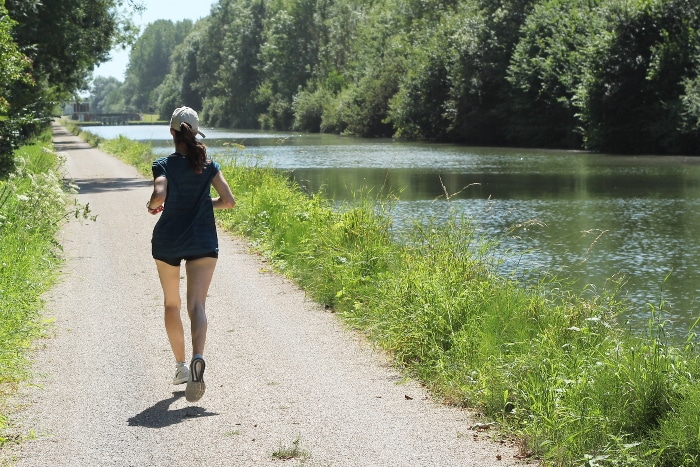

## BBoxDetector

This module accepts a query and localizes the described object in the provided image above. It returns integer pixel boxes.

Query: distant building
[72,102,90,122]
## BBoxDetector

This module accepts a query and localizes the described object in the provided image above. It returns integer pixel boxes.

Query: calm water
[86,125,700,338]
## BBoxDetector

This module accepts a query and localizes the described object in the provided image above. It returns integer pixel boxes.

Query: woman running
[146,106,235,402]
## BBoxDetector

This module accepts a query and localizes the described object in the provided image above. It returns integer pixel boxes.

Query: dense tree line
[0,0,139,175]
[96,0,700,154]
[92,19,194,115]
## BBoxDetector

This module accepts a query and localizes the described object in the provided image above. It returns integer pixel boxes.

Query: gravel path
[1,123,529,466]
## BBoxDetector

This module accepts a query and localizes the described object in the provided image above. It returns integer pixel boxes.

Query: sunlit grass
[0,131,69,442]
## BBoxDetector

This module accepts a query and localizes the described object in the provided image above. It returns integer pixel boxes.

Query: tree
[90,76,124,113]
[579,0,700,154]
[255,0,320,129]
[154,20,207,120]
[506,0,604,148]
[6,0,140,113]
[0,0,34,174]
[388,16,458,140]
[0,0,139,175]
[122,19,193,112]
[200,0,266,128]
[319,0,408,137]
[0,0,32,115]
[445,0,537,144]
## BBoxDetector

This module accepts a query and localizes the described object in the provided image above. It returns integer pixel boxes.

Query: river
[84,124,700,340]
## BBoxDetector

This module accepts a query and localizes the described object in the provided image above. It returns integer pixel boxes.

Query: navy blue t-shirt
[151,153,221,259]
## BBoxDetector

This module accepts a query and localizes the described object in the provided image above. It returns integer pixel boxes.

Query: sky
[92,0,219,80]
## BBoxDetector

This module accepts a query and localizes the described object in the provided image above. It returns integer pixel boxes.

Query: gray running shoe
[185,357,206,402]
[173,363,190,385]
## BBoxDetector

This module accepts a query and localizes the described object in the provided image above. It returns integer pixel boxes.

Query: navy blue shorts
[154,251,218,267]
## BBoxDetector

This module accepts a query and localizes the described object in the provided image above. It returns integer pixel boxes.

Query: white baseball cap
[170,106,206,138]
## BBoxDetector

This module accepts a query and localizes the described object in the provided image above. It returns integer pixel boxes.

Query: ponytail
[173,122,208,174]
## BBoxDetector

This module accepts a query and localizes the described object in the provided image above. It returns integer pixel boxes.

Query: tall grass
[0,129,70,443]
[96,133,700,466]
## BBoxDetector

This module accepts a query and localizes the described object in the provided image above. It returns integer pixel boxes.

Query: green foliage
[99,134,154,174]
[0,1,36,175]
[680,76,700,142]
[388,22,454,140]
[332,4,408,137]
[252,0,321,129]
[331,62,403,137]
[122,19,193,112]
[578,0,700,154]
[90,76,125,113]
[647,378,700,466]
[155,21,207,119]
[506,0,603,148]
[0,0,137,181]
[199,0,266,127]
[446,0,537,145]
[0,113,49,179]
[6,0,139,115]
[0,2,33,115]
[0,130,71,438]
[292,88,329,132]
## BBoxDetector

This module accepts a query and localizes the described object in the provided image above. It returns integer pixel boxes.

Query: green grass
[0,129,71,443]
[82,131,700,465]
[271,436,310,462]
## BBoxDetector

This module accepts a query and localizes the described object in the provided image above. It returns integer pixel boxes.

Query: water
[87,125,700,338]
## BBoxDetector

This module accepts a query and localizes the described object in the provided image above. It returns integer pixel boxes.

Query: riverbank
[88,124,700,466]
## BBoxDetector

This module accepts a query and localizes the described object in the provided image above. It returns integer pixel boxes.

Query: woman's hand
[147,201,163,215]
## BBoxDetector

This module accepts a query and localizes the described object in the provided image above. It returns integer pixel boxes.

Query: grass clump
[0,129,72,443]
[271,435,310,462]
[95,135,700,466]
[99,136,154,174]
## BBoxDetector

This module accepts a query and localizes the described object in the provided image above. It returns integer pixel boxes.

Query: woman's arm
[211,171,236,209]
[147,176,168,214]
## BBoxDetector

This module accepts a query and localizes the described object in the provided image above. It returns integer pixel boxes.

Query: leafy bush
[292,88,329,132]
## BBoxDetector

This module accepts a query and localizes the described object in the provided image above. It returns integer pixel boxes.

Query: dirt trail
[1,123,528,466]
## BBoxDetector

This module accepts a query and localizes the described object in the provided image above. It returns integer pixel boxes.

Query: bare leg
[155,260,186,362]
[185,257,217,356]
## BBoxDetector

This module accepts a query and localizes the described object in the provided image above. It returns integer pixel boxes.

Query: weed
[272,436,310,462]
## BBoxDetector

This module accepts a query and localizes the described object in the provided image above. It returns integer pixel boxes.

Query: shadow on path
[68,177,151,194]
[128,392,218,429]
[53,140,92,151]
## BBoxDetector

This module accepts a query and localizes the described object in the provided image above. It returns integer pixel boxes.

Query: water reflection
[85,125,700,338]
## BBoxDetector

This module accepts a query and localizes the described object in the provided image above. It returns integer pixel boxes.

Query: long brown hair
[173,122,209,174]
